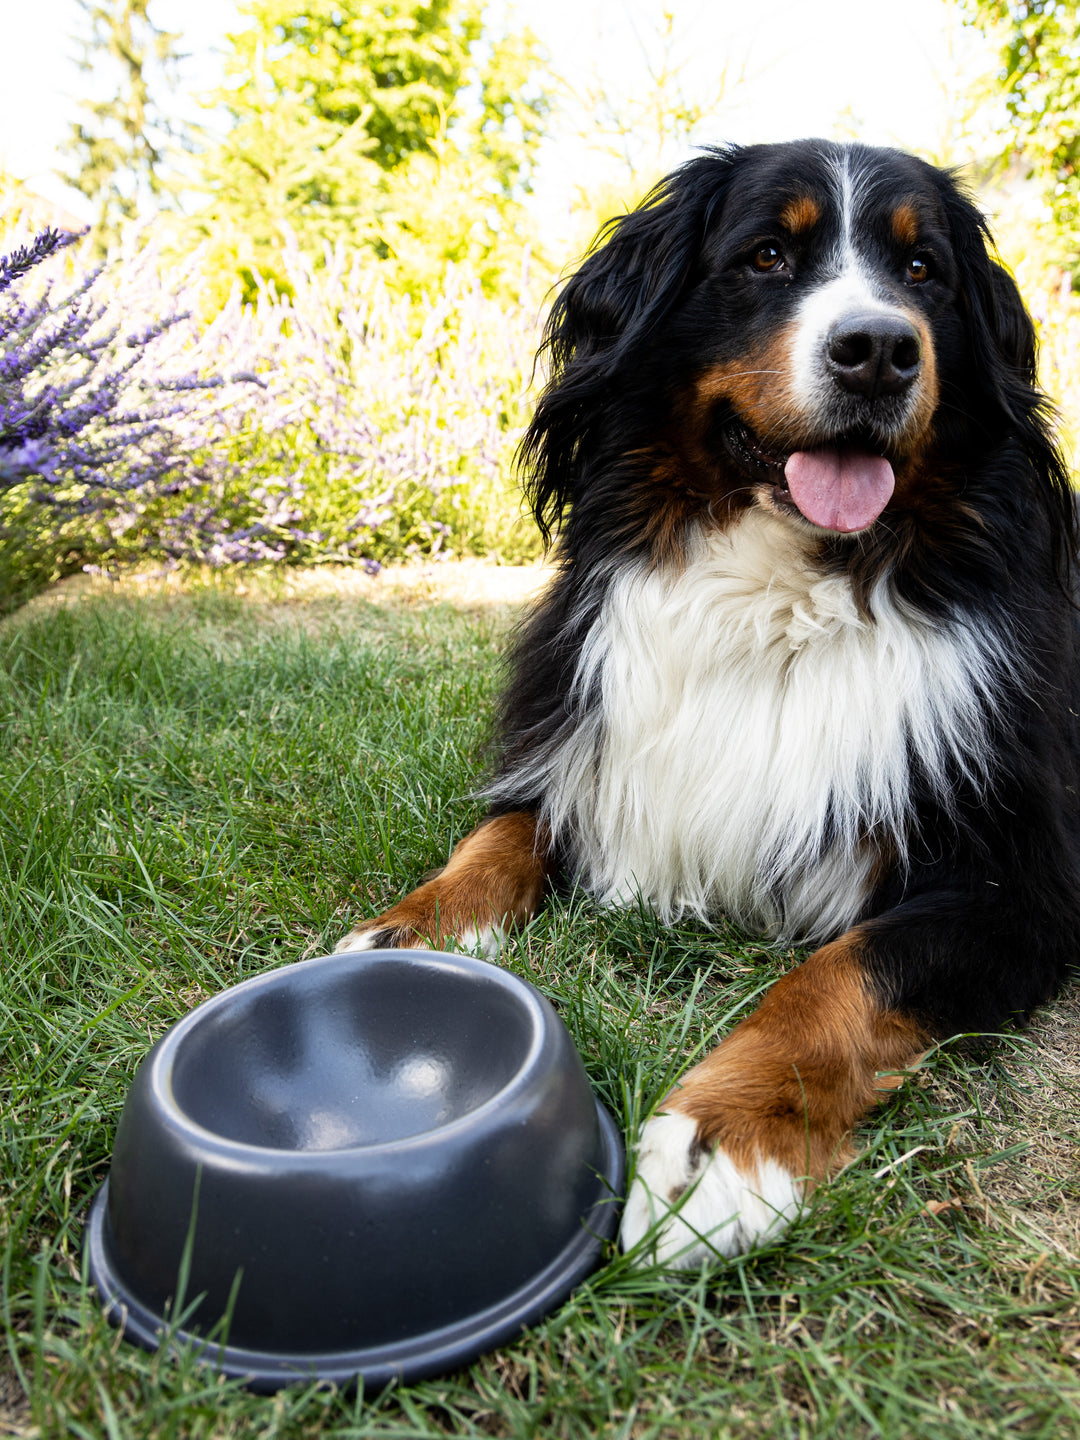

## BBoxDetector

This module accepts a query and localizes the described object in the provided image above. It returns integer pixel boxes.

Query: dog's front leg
[620,933,929,1265]
[336,811,552,956]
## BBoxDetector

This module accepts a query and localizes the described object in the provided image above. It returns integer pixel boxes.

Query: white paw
[619,1110,803,1267]
[334,927,405,954]
[333,924,503,957]
[454,924,504,959]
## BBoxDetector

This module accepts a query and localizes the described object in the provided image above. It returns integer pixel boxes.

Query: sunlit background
[2,0,991,241]
[0,0,1076,604]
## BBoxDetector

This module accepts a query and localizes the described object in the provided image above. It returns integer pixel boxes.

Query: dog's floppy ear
[938,168,1075,580]
[985,262,1038,385]
[521,148,741,543]
[546,168,725,374]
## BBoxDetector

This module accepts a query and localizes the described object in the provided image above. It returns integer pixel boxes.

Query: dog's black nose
[825,313,922,399]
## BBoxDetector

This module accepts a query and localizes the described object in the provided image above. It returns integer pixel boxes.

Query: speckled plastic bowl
[85,949,623,1391]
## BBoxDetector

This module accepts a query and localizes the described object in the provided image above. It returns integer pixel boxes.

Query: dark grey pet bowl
[85,949,623,1391]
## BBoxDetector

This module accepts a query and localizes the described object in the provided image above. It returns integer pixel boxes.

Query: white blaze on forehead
[833,149,856,267]
[830,148,880,277]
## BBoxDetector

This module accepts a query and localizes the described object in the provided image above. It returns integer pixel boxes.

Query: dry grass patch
[18,558,552,624]
[0,1364,32,1439]
[976,991,1080,1254]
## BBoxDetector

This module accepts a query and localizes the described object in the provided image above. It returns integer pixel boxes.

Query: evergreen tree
[198,0,549,297]
[60,0,184,248]
[230,0,480,172]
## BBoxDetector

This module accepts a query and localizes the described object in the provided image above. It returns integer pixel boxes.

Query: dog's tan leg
[621,934,929,1265]
[336,811,552,957]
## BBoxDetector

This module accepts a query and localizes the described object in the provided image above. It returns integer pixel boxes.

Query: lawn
[2,563,1079,1440]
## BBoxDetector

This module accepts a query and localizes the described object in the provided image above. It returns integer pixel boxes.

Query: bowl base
[86,1100,623,1392]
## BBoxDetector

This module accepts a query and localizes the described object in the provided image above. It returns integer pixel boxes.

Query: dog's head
[524,140,1070,570]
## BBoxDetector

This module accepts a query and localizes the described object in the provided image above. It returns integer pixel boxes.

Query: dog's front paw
[334,921,416,954]
[619,1110,804,1267]
[335,813,549,958]
[334,915,503,957]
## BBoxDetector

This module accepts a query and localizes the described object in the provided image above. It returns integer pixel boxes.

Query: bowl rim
[85,1098,624,1392]
[146,949,553,1161]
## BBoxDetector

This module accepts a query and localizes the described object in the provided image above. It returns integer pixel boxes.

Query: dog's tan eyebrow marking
[779,194,822,235]
[892,202,921,247]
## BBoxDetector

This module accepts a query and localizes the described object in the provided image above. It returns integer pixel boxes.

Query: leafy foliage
[963,0,1080,278]
[197,0,550,299]
[551,5,741,270]
[225,0,531,176]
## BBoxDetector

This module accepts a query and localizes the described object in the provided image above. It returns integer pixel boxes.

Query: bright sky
[0,0,991,241]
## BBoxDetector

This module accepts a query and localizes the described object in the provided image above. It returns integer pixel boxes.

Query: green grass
[2,567,1079,1439]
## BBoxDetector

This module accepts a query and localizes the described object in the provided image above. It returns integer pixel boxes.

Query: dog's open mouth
[730,423,895,534]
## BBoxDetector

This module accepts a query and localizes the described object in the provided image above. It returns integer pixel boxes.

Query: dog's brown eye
[752,246,784,273]
[907,254,932,283]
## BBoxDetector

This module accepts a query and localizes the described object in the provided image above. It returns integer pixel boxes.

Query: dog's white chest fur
[532,510,1004,942]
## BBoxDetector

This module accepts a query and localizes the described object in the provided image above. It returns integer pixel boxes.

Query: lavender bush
[199,232,542,566]
[0,226,542,605]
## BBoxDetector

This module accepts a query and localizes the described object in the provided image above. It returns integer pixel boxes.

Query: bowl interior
[170,958,536,1151]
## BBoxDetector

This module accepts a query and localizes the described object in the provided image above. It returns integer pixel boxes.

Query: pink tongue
[784,448,895,533]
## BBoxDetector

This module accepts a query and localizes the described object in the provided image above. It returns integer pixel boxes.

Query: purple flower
[1,223,540,589]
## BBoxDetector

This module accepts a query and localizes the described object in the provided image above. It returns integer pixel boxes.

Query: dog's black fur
[497,141,1080,1038]
[341,141,1080,1263]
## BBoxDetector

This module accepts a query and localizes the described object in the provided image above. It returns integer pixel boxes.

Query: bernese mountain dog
[337,140,1080,1267]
